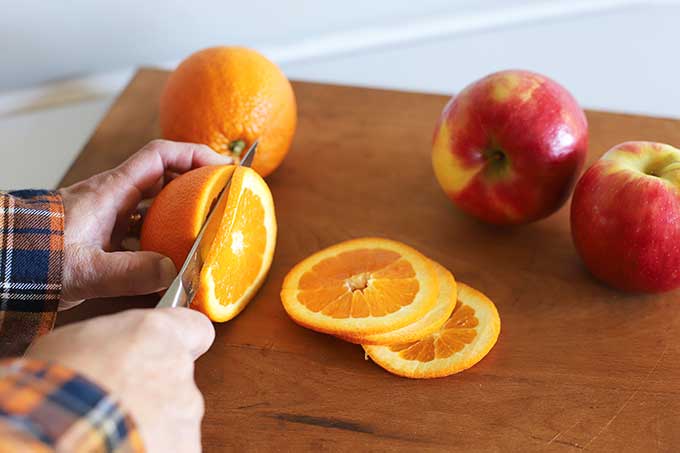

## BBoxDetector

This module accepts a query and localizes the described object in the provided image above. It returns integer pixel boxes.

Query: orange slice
[280,238,439,337]
[194,166,277,321]
[363,283,500,378]
[342,261,457,345]
[141,165,276,322]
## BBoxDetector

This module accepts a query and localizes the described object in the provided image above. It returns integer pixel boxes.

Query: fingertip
[194,144,233,166]
[159,257,178,288]
[172,307,216,358]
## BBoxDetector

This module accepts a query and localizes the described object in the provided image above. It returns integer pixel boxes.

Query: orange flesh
[296,249,420,318]
[203,178,267,305]
[388,301,478,362]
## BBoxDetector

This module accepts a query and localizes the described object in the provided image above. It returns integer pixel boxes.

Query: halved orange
[280,238,439,337]
[342,261,457,345]
[363,283,500,378]
[141,165,235,268]
[141,165,277,322]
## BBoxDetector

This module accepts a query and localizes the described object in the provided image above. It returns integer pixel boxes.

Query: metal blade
[239,143,257,167]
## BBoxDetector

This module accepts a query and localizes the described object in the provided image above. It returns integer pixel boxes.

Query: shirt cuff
[0,358,144,453]
[0,190,64,357]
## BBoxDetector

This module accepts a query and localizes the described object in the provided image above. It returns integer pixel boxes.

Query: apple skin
[432,70,588,225]
[571,141,680,293]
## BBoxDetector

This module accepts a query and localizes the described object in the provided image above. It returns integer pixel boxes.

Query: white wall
[3,0,511,91]
[1,0,679,189]
[3,0,680,116]
[282,2,680,116]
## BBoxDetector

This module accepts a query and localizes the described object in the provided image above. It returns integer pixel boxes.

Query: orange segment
[141,165,276,322]
[195,167,277,321]
[280,238,438,337]
[342,261,457,345]
[363,283,500,379]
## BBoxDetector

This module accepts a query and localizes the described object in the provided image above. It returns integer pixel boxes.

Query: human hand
[26,307,215,453]
[58,140,231,308]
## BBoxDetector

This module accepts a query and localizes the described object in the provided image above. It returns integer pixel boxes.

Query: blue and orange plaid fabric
[0,190,143,451]
[0,358,143,452]
[0,190,62,358]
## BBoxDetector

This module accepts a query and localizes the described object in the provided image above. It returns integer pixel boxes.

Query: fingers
[98,140,232,218]
[85,250,178,298]
[118,140,233,196]
[141,175,165,200]
[73,251,214,357]
[156,308,216,359]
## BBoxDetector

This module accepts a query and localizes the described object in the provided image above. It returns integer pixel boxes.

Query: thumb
[90,250,178,298]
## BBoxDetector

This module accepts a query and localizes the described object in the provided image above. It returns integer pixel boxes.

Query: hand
[59,140,231,308]
[26,307,215,453]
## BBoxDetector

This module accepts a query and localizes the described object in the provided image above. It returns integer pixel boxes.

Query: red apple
[571,141,680,293]
[432,70,588,224]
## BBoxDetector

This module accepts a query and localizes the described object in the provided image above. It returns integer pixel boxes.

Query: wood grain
[57,69,680,452]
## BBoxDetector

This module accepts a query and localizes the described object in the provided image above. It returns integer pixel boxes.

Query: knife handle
[156,277,189,308]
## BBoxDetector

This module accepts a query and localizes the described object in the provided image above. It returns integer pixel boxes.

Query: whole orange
[160,47,297,177]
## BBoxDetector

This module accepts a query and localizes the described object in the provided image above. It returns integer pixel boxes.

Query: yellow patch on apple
[490,72,542,103]
[432,122,482,195]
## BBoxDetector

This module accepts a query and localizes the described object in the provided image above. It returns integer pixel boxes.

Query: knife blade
[156,141,258,308]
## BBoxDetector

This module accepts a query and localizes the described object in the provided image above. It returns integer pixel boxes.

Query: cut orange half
[141,165,276,322]
[343,261,457,345]
[363,283,500,379]
[280,238,439,337]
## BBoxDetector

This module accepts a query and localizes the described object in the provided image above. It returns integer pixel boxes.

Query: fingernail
[160,257,178,287]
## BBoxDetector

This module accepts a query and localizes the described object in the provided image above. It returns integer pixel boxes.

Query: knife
[156,141,258,308]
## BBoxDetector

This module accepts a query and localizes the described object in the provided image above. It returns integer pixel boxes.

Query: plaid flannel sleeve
[0,191,144,452]
[0,190,63,358]
[0,358,144,452]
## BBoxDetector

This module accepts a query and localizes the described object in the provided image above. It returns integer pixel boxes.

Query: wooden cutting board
[57,69,680,452]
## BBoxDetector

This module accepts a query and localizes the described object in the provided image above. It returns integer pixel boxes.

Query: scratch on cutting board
[546,419,582,448]
[474,382,490,402]
[267,413,373,434]
[236,402,269,410]
[265,413,445,446]
[583,342,669,449]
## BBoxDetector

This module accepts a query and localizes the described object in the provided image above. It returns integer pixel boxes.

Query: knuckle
[177,349,195,370]
[64,246,99,300]
[196,143,215,153]
[142,139,170,154]
[138,138,171,158]
[184,307,213,330]
[139,309,174,334]
[92,171,127,202]
[187,383,205,417]
[95,170,118,190]
[203,321,216,346]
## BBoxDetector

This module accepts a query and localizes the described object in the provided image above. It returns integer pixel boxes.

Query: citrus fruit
[141,165,234,267]
[141,165,277,322]
[342,261,457,345]
[160,46,297,177]
[363,283,500,378]
[280,238,439,337]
